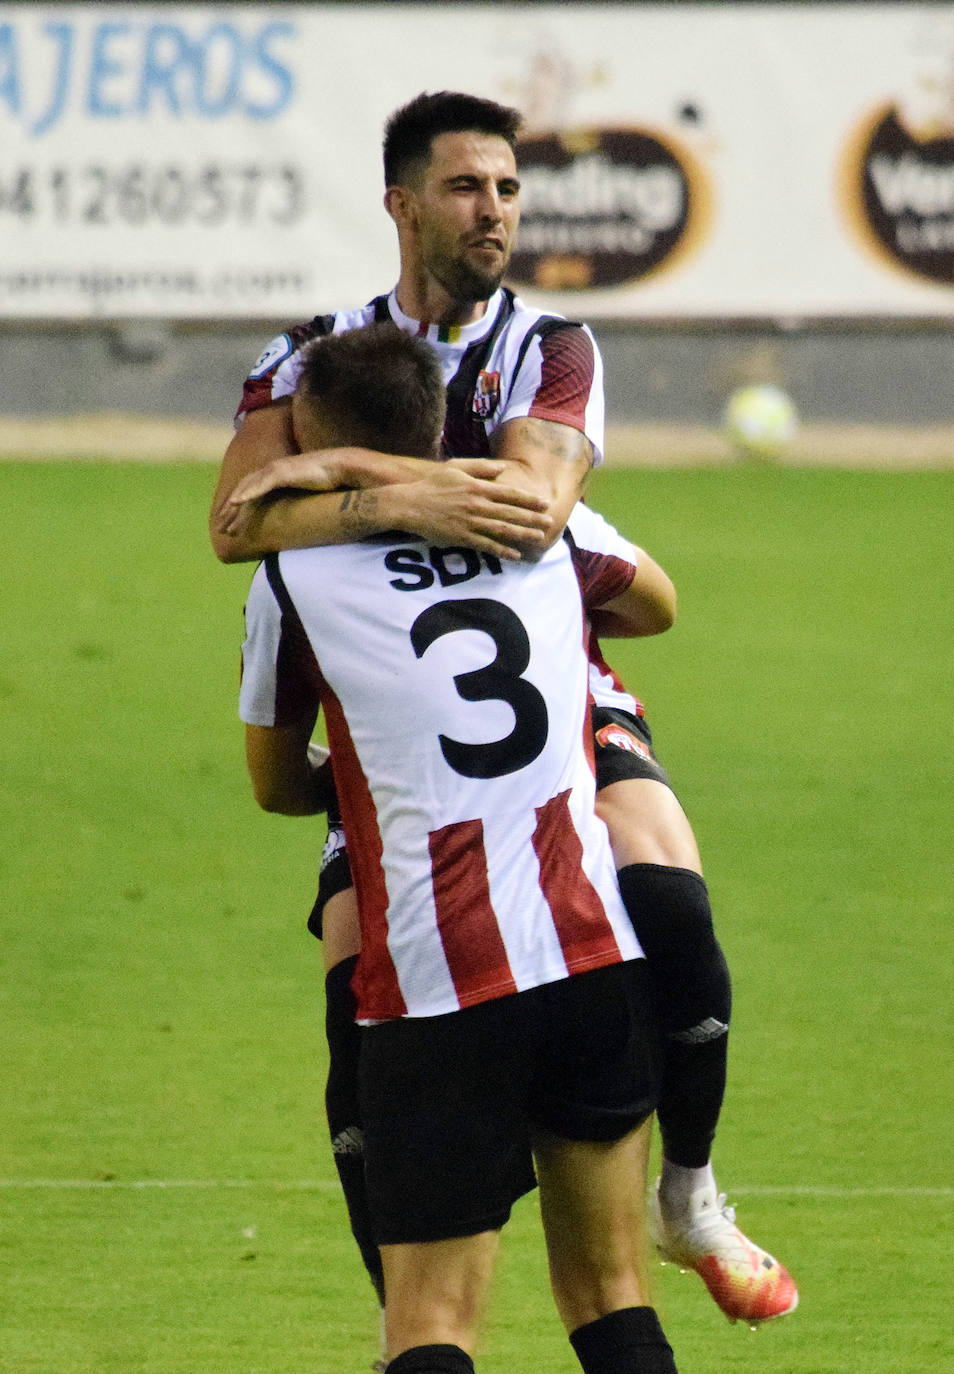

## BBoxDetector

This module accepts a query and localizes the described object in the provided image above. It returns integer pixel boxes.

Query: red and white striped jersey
[236,286,605,463]
[239,530,642,1022]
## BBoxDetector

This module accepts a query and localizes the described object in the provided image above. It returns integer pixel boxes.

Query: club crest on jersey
[472,370,501,419]
[249,333,293,379]
[595,724,653,761]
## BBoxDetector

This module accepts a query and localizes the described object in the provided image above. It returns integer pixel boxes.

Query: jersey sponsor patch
[595,722,653,761]
[248,333,294,379]
[472,369,501,419]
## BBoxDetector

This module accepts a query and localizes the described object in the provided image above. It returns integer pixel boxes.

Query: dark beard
[434,255,506,306]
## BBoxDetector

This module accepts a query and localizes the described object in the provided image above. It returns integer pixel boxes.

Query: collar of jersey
[387,288,505,347]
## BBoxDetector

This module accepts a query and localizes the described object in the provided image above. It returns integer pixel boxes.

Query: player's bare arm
[221,446,425,507]
[490,415,594,548]
[339,457,554,552]
[245,716,324,816]
[220,447,504,506]
[211,403,406,563]
[210,406,420,561]
[213,444,552,561]
[210,402,295,561]
[589,546,677,638]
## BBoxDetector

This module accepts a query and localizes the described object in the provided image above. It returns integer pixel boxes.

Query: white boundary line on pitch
[1,1179,951,1197]
[0,1178,340,1190]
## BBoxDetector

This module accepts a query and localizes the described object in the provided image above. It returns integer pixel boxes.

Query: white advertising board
[3,3,954,319]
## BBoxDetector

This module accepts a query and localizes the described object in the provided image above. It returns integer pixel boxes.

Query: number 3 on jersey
[410,598,549,779]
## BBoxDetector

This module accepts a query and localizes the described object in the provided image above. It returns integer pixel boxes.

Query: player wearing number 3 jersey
[216,91,796,1359]
[238,325,677,1374]
[241,511,642,1022]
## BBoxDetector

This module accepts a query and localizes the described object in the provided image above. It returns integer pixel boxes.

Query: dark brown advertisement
[508,127,709,293]
[844,103,954,287]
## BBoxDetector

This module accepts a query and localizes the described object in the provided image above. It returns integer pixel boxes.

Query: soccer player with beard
[211,90,797,1333]
[240,322,679,1374]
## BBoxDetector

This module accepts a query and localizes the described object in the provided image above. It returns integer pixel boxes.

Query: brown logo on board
[508,126,710,292]
[843,104,954,286]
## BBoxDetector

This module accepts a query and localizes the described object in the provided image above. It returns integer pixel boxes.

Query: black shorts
[307,824,350,940]
[592,705,671,791]
[358,960,656,1246]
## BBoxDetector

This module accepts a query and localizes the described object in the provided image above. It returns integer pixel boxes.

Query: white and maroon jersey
[565,504,647,720]
[236,286,605,463]
[239,532,642,1022]
[237,290,648,717]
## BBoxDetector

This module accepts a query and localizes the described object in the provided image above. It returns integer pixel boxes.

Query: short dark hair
[383,90,523,188]
[295,324,446,458]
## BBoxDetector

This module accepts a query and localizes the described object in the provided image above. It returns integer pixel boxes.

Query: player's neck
[393,272,492,330]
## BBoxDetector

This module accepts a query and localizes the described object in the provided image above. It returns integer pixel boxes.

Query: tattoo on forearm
[517,418,593,464]
[338,488,377,535]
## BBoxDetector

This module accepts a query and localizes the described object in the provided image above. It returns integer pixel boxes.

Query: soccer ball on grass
[723,384,798,461]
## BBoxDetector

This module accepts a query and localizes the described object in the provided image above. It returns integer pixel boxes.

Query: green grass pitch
[1,458,951,1373]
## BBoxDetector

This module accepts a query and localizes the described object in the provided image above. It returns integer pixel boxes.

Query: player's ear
[385,185,417,230]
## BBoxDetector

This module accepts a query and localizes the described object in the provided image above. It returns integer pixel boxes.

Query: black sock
[657,1033,729,1168]
[570,1307,677,1373]
[616,863,731,1168]
[325,955,385,1302]
[386,1345,475,1374]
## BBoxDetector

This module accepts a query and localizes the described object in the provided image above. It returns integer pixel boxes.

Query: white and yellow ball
[724,384,798,461]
